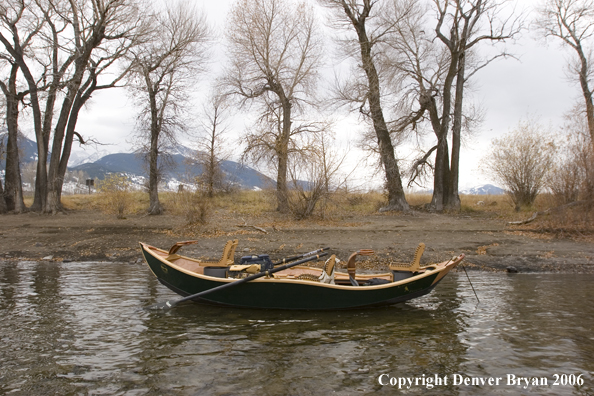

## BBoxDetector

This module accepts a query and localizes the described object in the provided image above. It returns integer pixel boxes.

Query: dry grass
[55,190,518,218]
[25,190,592,239]
[213,190,276,215]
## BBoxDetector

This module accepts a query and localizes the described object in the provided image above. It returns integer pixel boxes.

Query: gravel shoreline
[1,210,593,273]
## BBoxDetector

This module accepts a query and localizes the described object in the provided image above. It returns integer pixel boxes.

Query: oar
[145,252,328,311]
[273,247,331,266]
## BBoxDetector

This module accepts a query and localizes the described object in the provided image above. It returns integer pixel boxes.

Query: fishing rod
[272,247,331,266]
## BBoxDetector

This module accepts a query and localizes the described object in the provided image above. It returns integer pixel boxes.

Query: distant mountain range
[1,132,275,190]
[70,152,274,190]
[460,184,505,195]
[2,132,504,194]
[414,183,505,195]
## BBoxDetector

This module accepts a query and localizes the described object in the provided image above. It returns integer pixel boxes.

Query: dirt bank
[1,209,593,273]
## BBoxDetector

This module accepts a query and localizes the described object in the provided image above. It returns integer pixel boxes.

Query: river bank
[0,209,593,273]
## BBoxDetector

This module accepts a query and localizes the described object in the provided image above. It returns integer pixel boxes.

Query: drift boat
[140,240,464,310]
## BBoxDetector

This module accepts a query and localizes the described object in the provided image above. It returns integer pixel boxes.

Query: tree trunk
[55,84,94,206]
[13,60,47,213]
[207,129,215,198]
[4,99,26,213]
[147,85,164,215]
[147,144,163,215]
[577,45,594,149]
[275,100,292,213]
[352,9,408,212]
[429,40,459,212]
[207,152,215,198]
[32,67,61,212]
[46,88,76,213]
[446,54,466,211]
[148,130,163,215]
[431,136,451,211]
[1,64,26,213]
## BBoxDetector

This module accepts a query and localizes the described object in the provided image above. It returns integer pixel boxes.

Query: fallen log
[507,200,591,225]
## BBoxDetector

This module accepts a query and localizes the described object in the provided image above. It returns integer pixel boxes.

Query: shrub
[171,189,210,225]
[97,174,132,219]
[483,119,556,211]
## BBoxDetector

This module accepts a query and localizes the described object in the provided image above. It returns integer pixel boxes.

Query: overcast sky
[67,0,582,190]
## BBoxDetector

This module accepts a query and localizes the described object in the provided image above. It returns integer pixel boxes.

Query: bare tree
[484,119,557,211]
[0,0,46,212]
[225,0,323,213]
[287,129,350,219]
[536,0,594,148]
[319,0,410,212]
[395,0,521,211]
[0,0,144,213]
[45,0,144,213]
[195,90,232,197]
[549,105,594,204]
[128,2,210,215]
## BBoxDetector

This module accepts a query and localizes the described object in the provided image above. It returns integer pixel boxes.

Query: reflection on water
[0,261,592,395]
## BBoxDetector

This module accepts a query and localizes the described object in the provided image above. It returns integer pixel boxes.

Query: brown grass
[30,190,591,238]
[54,190,533,218]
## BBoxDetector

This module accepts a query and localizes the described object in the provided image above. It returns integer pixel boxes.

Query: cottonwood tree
[128,2,210,215]
[484,119,557,211]
[0,0,44,212]
[225,0,323,213]
[319,0,410,212]
[45,0,144,214]
[536,0,594,149]
[0,0,144,213]
[392,0,521,211]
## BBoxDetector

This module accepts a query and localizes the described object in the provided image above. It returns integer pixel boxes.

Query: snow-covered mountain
[69,150,274,190]
[1,132,274,190]
[412,183,504,195]
[460,184,504,195]
[68,147,113,167]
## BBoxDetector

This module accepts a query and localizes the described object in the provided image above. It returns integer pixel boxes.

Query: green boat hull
[140,243,461,310]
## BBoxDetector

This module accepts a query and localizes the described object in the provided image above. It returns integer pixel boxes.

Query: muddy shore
[1,209,593,273]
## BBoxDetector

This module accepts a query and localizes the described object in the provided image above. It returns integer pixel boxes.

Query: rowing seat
[346,249,374,286]
[389,243,425,272]
[319,255,337,284]
[165,239,238,267]
[199,239,238,267]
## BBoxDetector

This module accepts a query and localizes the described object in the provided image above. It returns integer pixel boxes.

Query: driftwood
[237,218,268,234]
[507,200,590,225]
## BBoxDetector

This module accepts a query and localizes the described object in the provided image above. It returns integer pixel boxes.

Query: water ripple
[0,261,592,395]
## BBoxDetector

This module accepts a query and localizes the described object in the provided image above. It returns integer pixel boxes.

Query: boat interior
[144,240,440,285]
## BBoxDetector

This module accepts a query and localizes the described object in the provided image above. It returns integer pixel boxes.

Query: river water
[0,260,592,395]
